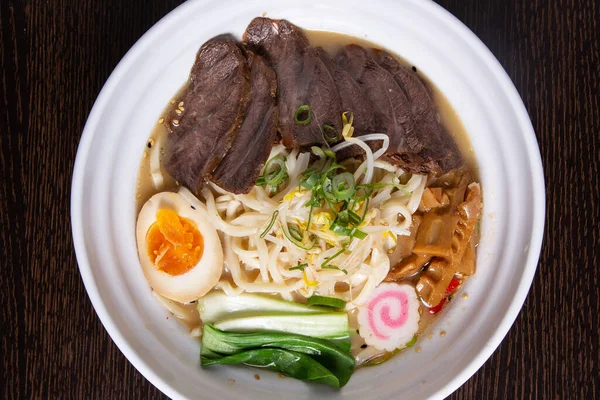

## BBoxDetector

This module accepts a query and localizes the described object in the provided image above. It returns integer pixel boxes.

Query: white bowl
[71,0,545,398]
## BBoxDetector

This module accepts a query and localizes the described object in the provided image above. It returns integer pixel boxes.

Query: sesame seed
[143,151,147,158]
[158,117,165,124]
[175,109,182,115]
[136,193,141,199]
[254,374,260,381]
[172,119,179,126]
[178,101,184,108]
[440,331,446,337]
[170,99,176,105]
[278,373,286,379]
[415,346,422,353]
[462,293,469,300]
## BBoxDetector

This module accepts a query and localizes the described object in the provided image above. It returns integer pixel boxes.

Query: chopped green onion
[308,295,346,309]
[322,178,339,204]
[290,263,308,271]
[360,197,370,221]
[260,211,279,238]
[288,224,304,242]
[300,171,320,190]
[306,203,315,232]
[405,335,418,348]
[330,223,353,236]
[351,228,368,240]
[295,105,311,125]
[262,157,287,186]
[348,210,362,226]
[355,184,374,201]
[311,146,326,159]
[322,162,345,176]
[330,223,367,239]
[322,247,346,268]
[321,265,348,274]
[335,210,350,227]
[332,172,355,201]
[282,224,315,250]
[322,124,338,143]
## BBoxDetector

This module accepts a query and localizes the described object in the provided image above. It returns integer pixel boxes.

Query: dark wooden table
[1,0,599,398]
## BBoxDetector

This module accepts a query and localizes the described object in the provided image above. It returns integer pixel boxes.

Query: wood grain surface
[1,0,598,398]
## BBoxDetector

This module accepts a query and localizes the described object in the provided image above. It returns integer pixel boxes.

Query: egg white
[136,190,223,303]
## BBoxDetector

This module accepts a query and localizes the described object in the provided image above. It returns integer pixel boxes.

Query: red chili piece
[428,277,461,314]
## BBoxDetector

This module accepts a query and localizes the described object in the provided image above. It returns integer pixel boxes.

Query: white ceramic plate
[71,0,545,398]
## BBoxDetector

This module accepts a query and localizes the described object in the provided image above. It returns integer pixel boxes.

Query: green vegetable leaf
[201,325,355,387]
[202,348,342,387]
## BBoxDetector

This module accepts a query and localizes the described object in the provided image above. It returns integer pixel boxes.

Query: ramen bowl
[71,0,545,398]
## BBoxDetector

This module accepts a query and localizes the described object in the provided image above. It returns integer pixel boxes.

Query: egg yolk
[146,208,204,276]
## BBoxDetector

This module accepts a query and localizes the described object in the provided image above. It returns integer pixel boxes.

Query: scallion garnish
[295,105,311,125]
[330,224,367,239]
[322,265,348,274]
[351,228,368,240]
[306,203,315,232]
[348,210,362,226]
[307,295,346,309]
[322,178,338,204]
[322,247,346,268]
[355,184,374,200]
[281,224,316,250]
[310,146,336,160]
[288,224,304,242]
[322,124,338,143]
[360,197,370,222]
[260,210,279,238]
[332,172,355,201]
[256,156,288,193]
[263,157,287,185]
[300,171,320,190]
[330,223,353,236]
[290,263,308,271]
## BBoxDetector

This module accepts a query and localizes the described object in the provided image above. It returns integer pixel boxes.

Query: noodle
[197,135,426,307]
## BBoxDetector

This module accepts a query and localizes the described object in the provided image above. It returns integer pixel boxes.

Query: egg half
[136,190,223,303]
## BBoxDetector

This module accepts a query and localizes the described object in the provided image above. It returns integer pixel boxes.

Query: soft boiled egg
[136,190,223,303]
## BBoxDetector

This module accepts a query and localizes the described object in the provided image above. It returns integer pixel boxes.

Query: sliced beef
[372,49,463,174]
[165,34,250,192]
[335,44,419,163]
[210,52,278,194]
[315,47,378,159]
[244,18,342,147]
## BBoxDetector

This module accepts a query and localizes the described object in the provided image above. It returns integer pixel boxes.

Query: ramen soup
[135,17,482,389]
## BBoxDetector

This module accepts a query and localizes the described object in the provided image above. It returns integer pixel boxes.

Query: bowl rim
[71,0,545,398]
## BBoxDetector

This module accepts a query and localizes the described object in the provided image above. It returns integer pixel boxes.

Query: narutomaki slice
[357,282,420,351]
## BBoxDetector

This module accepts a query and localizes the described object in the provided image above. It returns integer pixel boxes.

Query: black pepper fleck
[147,142,152,148]
[361,344,367,349]
[190,205,196,210]
[412,66,417,72]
